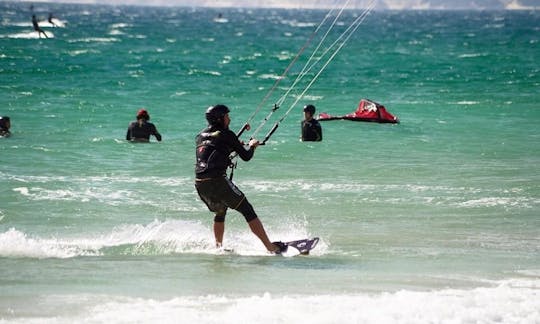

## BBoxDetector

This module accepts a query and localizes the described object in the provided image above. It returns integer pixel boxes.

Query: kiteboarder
[48,13,58,27]
[32,15,48,38]
[301,104,322,141]
[126,109,162,142]
[194,104,286,254]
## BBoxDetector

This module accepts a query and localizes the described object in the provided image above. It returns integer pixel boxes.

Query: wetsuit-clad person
[126,109,162,143]
[32,15,48,38]
[301,104,322,142]
[0,116,11,137]
[194,104,286,254]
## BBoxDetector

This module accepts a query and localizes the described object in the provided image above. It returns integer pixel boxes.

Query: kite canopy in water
[318,99,399,124]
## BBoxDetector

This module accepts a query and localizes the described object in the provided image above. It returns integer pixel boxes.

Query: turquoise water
[1,2,539,323]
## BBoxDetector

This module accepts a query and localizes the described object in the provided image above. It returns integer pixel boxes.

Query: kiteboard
[277,237,319,257]
[215,237,319,256]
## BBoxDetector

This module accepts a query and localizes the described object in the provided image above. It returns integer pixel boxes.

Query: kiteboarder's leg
[248,217,277,252]
[213,213,225,248]
[236,198,281,253]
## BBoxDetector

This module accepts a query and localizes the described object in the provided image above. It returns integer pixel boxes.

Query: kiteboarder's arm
[226,130,256,161]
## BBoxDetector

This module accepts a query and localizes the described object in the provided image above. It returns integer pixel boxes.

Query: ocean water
[1,2,539,323]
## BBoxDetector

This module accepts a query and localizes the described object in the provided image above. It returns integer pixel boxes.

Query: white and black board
[281,237,319,257]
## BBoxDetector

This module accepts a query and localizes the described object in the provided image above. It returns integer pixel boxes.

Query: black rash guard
[195,125,254,179]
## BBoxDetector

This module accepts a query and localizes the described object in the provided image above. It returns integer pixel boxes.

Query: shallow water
[1,2,539,323]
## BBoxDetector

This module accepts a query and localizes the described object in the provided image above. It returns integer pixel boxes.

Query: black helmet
[303,104,316,114]
[206,104,230,125]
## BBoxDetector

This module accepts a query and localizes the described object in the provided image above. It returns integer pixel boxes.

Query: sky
[10,0,540,9]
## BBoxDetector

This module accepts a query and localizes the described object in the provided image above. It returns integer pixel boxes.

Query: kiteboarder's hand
[248,139,259,149]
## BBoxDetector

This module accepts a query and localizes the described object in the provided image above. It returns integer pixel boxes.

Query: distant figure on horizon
[48,13,58,27]
[0,116,11,138]
[126,109,162,143]
[32,15,48,38]
[214,12,228,23]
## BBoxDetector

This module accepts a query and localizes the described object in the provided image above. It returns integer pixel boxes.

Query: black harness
[195,130,232,177]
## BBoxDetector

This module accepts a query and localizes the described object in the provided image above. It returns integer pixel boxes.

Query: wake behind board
[280,237,319,257]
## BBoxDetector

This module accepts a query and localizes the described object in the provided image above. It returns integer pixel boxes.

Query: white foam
[213,17,229,23]
[110,23,131,29]
[258,73,281,80]
[0,31,54,39]
[108,29,125,36]
[458,196,532,208]
[0,220,206,259]
[458,53,488,58]
[67,49,100,56]
[0,228,94,259]
[282,20,316,28]
[68,37,119,43]
[0,219,323,259]
[456,100,480,105]
[188,69,221,76]
[12,186,133,204]
[12,187,30,196]
[9,280,538,324]
[301,94,324,101]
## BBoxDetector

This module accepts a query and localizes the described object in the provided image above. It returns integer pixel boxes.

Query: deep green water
[1,2,539,323]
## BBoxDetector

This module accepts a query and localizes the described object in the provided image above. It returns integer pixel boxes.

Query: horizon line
[16,0,540,11]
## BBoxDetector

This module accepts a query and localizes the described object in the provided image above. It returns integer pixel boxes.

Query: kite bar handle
[259,123,279,145]
[236,123,251,138]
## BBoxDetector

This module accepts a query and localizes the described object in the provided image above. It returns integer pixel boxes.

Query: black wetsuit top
[126,120,162,142]
[301,118,322,141]
[195,126,254,179]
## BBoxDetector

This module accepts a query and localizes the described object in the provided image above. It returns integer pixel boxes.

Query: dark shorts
[195,176,257,222]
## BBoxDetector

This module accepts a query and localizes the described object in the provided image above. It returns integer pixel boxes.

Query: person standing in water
[32,15,48,38]
[301,104,322,141]
[194,104,286,254]
[126,109,162,142]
